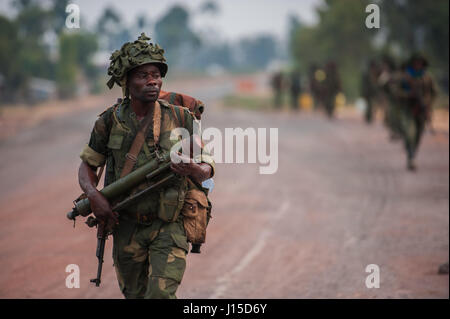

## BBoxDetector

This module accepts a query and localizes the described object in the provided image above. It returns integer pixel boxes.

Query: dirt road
[0,75,448,298]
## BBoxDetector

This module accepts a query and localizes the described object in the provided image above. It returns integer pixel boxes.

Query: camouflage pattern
[398,70,436,166]
[112,213,188,298]
[159,90,205,120]
[80,97,215,298]
[378,63,403,139]
[385,92,403,139]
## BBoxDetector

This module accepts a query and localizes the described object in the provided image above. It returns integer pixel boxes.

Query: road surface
[0,75,448,298]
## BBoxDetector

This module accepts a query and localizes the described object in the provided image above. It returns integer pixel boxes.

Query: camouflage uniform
[395,55,437,169]
[378,57,402,140]
[79,33,215,298]
[80,98,215,298]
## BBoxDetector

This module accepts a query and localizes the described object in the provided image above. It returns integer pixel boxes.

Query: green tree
[0,15,26,103]
[56,32,98,99]
[290,0,377,99]
[238,35,277,70]
[96,7,131,51]
[49,0,70,34]
[154,5,201,67]
[380,0,449,87]
[14,2,54,79]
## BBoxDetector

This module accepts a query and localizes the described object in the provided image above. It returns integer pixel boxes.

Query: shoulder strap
[119,107,154,178]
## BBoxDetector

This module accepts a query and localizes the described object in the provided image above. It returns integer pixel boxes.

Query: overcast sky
[1,0,322,41]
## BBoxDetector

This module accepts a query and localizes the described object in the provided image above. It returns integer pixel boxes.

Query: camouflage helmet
[107,33,168,96]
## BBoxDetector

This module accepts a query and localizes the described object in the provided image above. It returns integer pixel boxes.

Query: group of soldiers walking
[271,61,342,119]
[361,53,437,171]
[270,69,303,111]
[271,53,439,172]
[309,61,342,118]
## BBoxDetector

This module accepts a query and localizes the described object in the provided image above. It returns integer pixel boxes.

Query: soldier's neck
[130,99,155,120]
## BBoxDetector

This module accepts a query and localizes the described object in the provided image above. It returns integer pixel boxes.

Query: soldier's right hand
[87,190,119,231]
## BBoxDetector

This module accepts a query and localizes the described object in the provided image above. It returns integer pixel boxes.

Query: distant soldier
[289,70,302,110]
[271,71,284,109]
[396,53,437,171]
[361,60,380,124]
[308,64,326,110]
[378,56,402,140]
[323,61,341,118]
[438,262,449,274]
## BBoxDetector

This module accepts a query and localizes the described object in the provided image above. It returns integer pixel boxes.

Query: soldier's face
[128,64,163,103]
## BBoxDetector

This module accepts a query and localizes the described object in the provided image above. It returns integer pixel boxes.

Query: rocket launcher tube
[67,150,173,220]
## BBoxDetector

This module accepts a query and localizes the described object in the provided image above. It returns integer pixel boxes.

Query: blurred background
[0,0,448,104]
[0,0,448,299]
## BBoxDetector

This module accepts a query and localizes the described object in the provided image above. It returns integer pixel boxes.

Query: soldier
[289,70,302,110]
[396,53,437,171]
[361,60,380,124]
[323,61,341,119]
[271,71,284,109]
[308,63,325,110]
[77,33,215,298]
[378,56,402,140]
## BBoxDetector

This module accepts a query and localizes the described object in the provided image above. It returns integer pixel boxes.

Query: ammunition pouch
[181,188,210,245]
[157,177,187,223]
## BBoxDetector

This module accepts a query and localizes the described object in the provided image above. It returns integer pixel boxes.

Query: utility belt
[115,178,186,226]
[119,180,211,252]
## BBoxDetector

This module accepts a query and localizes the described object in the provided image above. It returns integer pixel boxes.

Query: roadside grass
[222,92,299,112]
[222,94,273,111]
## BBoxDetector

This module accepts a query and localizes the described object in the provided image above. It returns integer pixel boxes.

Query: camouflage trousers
[324,95,336,118]
[364,97,374,124]
[112,214,189,299]
[385,102,402,137]
[399,108,426,160]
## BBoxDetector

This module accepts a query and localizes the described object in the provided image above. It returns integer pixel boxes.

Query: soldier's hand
[87,190,119,229]
[170,152,193,176]
[170,152,212,183]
